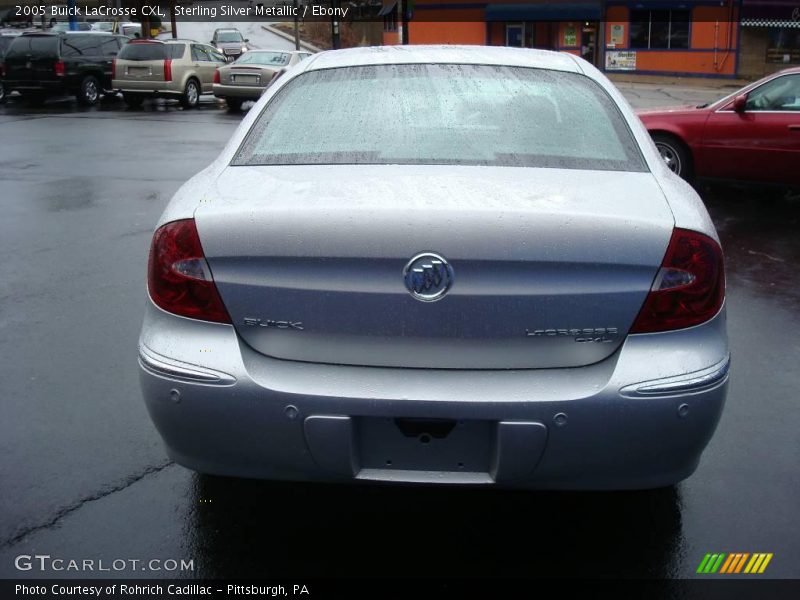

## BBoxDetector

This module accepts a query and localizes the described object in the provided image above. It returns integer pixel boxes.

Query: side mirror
[732,93,747,112]
[244,39,249,43]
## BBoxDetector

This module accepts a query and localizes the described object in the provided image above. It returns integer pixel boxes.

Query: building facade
[382,0,800,79]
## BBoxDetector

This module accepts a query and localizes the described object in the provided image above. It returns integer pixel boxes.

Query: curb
[606,73,751,89]
[261,23,323,53]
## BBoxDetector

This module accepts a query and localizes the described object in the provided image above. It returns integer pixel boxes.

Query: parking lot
[0,52,798,582]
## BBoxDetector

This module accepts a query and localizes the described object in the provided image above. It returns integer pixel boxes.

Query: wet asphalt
[0,87,798,581]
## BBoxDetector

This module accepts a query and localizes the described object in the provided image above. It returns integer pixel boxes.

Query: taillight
[213,68,220,84]
[111,58,116,79]
[630,228,725,333]
[54,61,65,76]
[147,219,230,324]
[163,59,172,82]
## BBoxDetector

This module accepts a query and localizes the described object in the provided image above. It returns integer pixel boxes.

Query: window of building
[505,23,536,48]
[767,28,800,64]
[384,10,397,32]
[506,24,523,47]
[630,9,690,49]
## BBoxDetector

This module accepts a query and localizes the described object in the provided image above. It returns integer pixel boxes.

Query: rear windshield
[118,42,183,61]
[236,51,289,66]
[5,36,59,58]
[233,64,646,172]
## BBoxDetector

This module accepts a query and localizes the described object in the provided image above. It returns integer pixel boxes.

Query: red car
[637,67,800,188]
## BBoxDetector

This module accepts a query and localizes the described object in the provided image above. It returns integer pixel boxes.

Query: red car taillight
[213,68,220,84]
[630,228,725,334]
[147,219,231,324]
[54,61,65,76]
[111,58,116,79]
[163,59,172,82]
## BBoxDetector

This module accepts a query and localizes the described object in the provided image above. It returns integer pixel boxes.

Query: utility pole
[397,0,412,45]
[170,0,177,38]
[293,0,300,50]
[67,0,76,31]
[331,0,340,49]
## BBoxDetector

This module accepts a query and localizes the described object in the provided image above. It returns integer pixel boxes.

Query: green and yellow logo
[697,553,773,574]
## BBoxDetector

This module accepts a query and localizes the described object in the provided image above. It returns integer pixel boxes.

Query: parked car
[210,28,249,61]
[638,67,800,188]
[113,22,142,38]
[51,22,94,33]
[3,32,128,105]
[113,39,227,108]
[0,8,33,28]
[91,21,115,32]
[139,46,729,490]
[0,32,22,104]
[212,49,312,110]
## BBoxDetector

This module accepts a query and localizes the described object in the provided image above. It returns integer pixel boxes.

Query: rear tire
[652,133,693,181]
[77,75,100,106]
[123,93,144,108]
[225,97,243,111]
[180,78,200,109]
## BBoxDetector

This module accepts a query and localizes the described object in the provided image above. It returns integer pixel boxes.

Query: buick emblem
[403,252,454,302]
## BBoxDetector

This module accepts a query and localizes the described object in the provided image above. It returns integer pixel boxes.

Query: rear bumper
[139,302,729,490]
[213,83,263,99]
[113,79,179,96]
[4,79,67,94]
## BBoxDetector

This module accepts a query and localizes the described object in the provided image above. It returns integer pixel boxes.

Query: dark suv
[2,32,128,105]
[0,32,21,104]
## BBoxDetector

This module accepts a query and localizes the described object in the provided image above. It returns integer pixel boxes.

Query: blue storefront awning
[485,3,602,22]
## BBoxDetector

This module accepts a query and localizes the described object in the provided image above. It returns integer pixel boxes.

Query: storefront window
[630,9,690,49]
[383,10,397,32]
[767,28,800,64]
[506,23,523,47]
[505,23,536,48]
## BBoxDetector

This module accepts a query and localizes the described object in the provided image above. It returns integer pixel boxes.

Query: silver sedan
[139,46,729,490]
[212,49,312,110]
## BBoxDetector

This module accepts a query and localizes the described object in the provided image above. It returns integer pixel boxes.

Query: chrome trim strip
[620,355,730,398]
[138,346,236,385]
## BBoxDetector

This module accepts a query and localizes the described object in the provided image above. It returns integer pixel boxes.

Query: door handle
[789,124,800,131]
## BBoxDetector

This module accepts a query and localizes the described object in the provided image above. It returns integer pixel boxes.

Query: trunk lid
[195,165,674,369]
[221,65,274,86]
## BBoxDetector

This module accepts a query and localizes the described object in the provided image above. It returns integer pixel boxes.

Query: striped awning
[741,19,800,28]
